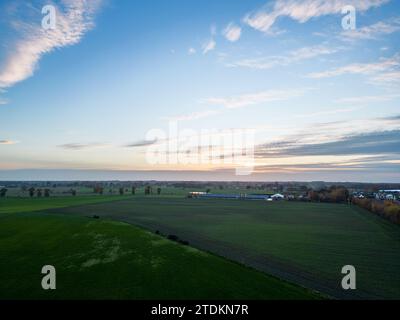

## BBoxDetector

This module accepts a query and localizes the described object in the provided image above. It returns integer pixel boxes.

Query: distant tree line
[144,186,162,195]
[92,185,162,196]
[23,187,75,197]
[308,186,350,203]
[6,185,165,198]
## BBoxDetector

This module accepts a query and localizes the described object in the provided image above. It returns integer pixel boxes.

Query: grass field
[0,196,319,300]
[47,196,400,299]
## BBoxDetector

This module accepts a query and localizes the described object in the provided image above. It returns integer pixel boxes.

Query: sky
[0,0,399,182]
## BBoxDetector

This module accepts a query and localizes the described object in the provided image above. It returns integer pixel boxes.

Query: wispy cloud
[308,53,400,79]
[335,94,400,104]
[125,139,158,148]
[202,88,308,109]
[207,116,400,175]
[223,23,242,42]
[371,71,400,86]
[0,0,103,89]
[244,0,389,34]
[340,17,400,41]
[202,24,217,54]
[0,98,9,105]
[256,130,400,158]
[202,39,216,54]
[228,44,339,69]
[165,109,221,122]
[165,88,307,122]
[255,115,400,159]
[253,156,400,173]
[294,107,360,118]
[0,140,18,145]
[58,142,108,150]
[383,114,400,121]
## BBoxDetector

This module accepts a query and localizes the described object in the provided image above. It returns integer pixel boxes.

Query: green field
[0,196,319,300]
[0,195,128,215]
[47,196,400,299]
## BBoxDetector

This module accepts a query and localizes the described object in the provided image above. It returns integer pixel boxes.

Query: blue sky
[0,0,399,182]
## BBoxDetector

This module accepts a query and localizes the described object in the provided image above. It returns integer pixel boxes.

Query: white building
[271,193,285,200]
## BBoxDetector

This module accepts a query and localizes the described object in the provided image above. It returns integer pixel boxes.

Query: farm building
[244,194,270,200]
[198,193,240,200]
[188,192,275,201]
[187,191,207,198]
[271,193,285,200]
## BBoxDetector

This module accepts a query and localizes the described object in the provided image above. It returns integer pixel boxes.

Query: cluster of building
[376,190,400,201]
[187,192,286,201]
[352,190,400,201]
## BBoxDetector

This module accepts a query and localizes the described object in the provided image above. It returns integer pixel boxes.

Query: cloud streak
[165,109,221,122]
[308,53,400,79]
[294,107,360,118]
[372,71,400,86]
[58,142,108,150]
[340,17,400,41]
[255,115,400,159]
[202,39,216,54]
[202,24,217,54]
[227,45,340,70]
[244,0,389,34]
[256,130,400,158]
[167,88,308,122]
[335,94,400,104]
[0,98,9,105]
[0,140,18,145]
[202,88,308,109]
[125,139,158,148]
[223,23,242,42]
[253,157,400,173]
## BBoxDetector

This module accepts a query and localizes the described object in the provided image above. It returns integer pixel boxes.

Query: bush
[167,235,179,242]
[353,198,400,225]
[166,234,189,245]
[0,188,7,198]
[383,202,400,224]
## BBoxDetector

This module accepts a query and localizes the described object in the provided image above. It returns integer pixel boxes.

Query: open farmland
[0,196,319,300]
[0,195,128,215]
[48,196,400,299]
